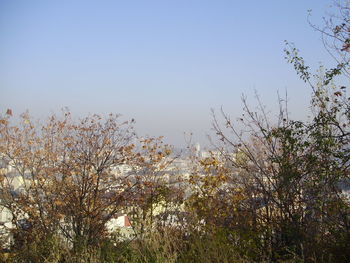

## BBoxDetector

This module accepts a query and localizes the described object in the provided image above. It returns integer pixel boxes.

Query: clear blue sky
[0,0,335,147]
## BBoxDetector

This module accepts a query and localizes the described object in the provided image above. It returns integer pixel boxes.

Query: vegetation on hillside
[1,1,350,262]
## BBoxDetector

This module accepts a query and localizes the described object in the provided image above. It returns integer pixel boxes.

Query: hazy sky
[0,0,337,147]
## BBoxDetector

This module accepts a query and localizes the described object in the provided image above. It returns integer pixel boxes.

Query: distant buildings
[0,151,195,248]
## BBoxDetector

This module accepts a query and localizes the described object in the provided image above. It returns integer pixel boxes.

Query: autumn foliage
[1,1,350,263]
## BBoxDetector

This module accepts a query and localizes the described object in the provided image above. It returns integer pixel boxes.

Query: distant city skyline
[0,0,338,147]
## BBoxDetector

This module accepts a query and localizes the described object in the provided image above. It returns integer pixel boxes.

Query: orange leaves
[199,157,219,167]
[164,148,172,156]
[0,119,8,125]
[103,137,111,145]
[143,181,155,188]
[0,110,141,242]
[54,200,64,206]
[0,109,183,244]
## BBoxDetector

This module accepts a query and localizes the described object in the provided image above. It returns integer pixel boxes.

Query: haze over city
[1,0,335,146]
[2,1,350,262]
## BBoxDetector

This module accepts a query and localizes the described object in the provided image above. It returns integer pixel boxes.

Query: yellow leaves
[54,200,64,206]
[199,157,219,167]
[218,175,227,181]
[188,174,199,185]
[103,138,111,145]
[0,119,8,125]
[0,109,181,242]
